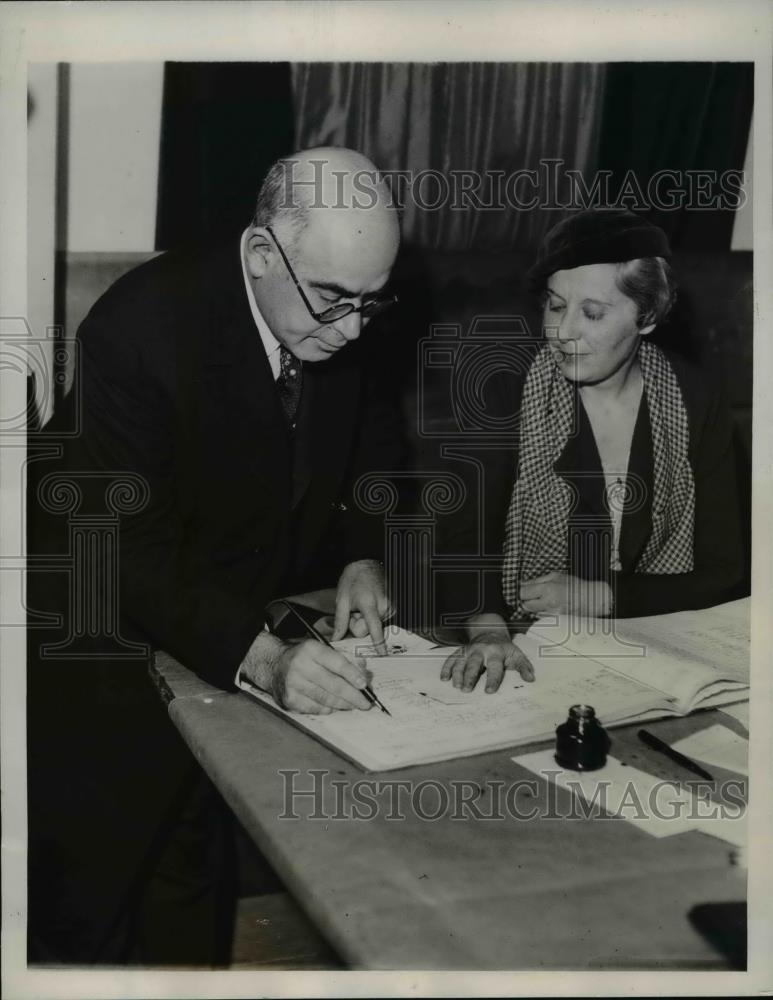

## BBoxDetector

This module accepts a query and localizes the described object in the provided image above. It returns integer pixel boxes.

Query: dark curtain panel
[597,63,753,250]
[156,63,295,250]
[292,62,606,251]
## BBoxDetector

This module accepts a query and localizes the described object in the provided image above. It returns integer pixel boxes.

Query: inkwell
[555,704,611,771]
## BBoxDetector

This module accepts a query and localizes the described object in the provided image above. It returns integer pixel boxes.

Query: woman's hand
[520,573,612,617]
[440,631,535,694]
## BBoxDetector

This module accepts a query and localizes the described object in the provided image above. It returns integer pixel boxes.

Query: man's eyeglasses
[265,225,397,325]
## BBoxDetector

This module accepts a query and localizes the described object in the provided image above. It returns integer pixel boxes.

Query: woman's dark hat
[527,209,671,290]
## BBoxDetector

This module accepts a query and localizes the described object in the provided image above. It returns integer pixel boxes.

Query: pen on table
[279,601,392,716]
[637,728,713,781]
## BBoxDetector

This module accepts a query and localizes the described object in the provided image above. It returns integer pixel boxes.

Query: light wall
[731,112,753,252]
[27,64,58,424]
[65,63,163,252]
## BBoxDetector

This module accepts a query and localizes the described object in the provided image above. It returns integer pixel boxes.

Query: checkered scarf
[502,341,695,617]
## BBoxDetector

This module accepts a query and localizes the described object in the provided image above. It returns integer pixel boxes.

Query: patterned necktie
[276,347,303,429]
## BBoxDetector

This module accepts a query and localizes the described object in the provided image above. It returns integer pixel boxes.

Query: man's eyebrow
[309,280,361,298]
[309,279,389,299]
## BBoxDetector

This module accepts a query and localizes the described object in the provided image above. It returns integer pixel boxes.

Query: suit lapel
[292,355,361,569]
[192,238,363,571]
[199,240,291,507]
[290,368,314,509]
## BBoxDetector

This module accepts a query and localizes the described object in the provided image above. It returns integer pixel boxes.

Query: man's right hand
[240,631,373,714]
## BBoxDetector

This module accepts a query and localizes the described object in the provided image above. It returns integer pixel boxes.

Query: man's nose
[336,310,362,342]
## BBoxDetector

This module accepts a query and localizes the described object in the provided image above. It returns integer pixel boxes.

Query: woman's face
[543,263,654,385]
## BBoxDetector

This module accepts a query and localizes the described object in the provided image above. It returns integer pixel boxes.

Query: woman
[441,209,743,694]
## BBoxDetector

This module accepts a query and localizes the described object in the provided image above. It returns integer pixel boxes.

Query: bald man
[68,146,401,707]
[235,148,402,712]
[27,147,404,963]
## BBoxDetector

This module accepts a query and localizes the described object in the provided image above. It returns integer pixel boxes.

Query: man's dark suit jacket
[65,237,400,687]
[26,237,402,962]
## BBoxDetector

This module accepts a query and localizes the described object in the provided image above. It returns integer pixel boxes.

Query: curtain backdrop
[292,63,606,252]
[597,63,753,250]
[156,63,295,250]
[154,62,752,254]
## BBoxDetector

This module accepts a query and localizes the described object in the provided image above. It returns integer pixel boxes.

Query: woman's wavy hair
[614,256,677,329]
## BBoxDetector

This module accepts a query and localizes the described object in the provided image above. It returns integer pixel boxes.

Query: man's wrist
[239,629,287,692]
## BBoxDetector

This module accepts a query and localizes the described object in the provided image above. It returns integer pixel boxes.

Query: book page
[606,598,750,680]
[525,598,750,712]
[239,641,661,771]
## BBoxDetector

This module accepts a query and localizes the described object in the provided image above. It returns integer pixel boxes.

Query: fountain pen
[278,600,392,716]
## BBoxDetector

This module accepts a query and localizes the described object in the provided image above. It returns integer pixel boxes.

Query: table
[151,645,748,971]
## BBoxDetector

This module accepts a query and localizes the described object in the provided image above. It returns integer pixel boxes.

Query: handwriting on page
[333,626,438,660]
[618,622,749,680]
[301,653,659,768]
[240,602,749,769]
[358,643,408,656]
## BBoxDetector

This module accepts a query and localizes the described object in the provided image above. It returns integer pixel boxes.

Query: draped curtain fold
[597,63,753,250]
[291,62,606,251]
[156,62,295,249]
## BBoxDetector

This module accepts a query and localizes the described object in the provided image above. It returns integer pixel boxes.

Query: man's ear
[244,227,274,280]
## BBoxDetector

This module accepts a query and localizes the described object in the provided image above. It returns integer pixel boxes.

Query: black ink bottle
[555,704,611,771]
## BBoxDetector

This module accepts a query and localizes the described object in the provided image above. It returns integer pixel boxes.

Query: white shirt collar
[240,228,282,380]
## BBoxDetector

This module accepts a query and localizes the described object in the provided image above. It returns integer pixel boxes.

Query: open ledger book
[237,598,750,772]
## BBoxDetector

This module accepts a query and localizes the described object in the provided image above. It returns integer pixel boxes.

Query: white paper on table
[719,701,750,730]
[512,749,746,845]
[671,724,749,776]
[513,750,697,837]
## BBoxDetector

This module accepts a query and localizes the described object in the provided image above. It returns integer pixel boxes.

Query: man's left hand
[520,572,612,617]
[332,559,394,652]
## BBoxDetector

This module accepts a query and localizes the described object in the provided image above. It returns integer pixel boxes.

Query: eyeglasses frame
[265,224,397,325]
